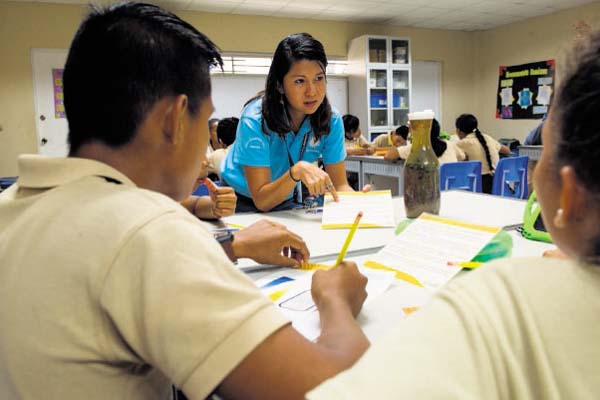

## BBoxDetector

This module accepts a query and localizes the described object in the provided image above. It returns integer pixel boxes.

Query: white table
[230,190,554,340]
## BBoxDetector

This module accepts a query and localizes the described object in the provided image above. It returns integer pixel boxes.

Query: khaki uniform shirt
[0,155,288,400]
[309,257,600,399]
[455,132,502,174]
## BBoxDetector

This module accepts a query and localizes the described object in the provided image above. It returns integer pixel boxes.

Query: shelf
[392,87,409,90]
[370,107,387,110]
[369,87,387,90]
[393,107,409,110]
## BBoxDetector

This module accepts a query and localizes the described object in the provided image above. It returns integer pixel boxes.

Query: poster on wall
[496,60,555,120]
[52,68,65,119]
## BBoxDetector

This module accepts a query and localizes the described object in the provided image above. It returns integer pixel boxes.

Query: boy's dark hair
[456,113,493,172]
[216,117,239,147]
[261,33,332,142]
[394,125,409,140]
[64,2,222,153]
[342,114,359,133]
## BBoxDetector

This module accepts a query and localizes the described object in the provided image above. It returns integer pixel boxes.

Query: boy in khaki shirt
[0,3,369,399]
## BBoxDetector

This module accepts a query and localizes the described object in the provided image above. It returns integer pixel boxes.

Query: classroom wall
[472,1,600,142]
[0,2,475,176]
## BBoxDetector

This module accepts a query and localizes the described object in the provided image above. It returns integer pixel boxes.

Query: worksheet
[321,190,395,229]
[365,213,500,290]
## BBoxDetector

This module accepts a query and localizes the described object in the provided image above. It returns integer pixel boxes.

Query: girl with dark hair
[454,114,511,193]
[221,33,368,212]
[383,119,465,164]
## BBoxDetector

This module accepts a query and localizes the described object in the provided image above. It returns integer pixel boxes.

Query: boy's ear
[555,165,586,228]
[163,95,188,145]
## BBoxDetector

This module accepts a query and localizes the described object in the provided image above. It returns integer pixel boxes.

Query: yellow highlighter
[333,211,363,268]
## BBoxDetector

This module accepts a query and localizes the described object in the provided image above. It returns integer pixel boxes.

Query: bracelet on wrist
[289,167,300,183]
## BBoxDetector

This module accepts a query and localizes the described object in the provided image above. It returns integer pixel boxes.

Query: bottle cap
[408,110,435,120]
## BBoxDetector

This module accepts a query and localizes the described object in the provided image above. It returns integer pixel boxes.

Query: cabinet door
[391,39,410,65]
[368,69,388,128]
[392,69,410,126]
[368,38,387,64]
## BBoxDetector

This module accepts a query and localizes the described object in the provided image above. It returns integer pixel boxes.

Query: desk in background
[346,155,404,196]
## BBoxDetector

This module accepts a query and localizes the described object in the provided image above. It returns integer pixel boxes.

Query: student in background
[343,114,374,156]
[373,125,409,148]
[454,113,511,193]
[309,31,600,399]
[207,117,220,155]
[208,116,239,180]
[221,33,368,212]
[383,119,464,164]
[0,4,370,399]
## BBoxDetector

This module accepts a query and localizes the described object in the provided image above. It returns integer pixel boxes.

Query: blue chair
[491,156,529,199]
[439,161,482,192]
[0,177,17,192]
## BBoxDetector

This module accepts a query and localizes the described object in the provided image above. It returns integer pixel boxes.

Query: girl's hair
[262,33,332,141]
[342,114,359,133]
[430,119,447,157]
[552,31,600,260]
[456,113,493,172]
[395,125,409,140]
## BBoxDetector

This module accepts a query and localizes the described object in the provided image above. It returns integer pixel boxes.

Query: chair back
[439,161,482,192]
[491,156,529,199]
[191,180,223,197]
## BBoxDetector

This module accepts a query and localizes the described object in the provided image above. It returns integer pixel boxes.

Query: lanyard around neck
[285,131,310,167]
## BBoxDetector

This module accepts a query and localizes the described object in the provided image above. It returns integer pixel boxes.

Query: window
[211,54,347,76]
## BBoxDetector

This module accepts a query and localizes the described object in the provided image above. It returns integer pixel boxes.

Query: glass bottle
[403,111,440,218]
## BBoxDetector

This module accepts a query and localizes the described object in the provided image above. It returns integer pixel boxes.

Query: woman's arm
[245,161,338,211]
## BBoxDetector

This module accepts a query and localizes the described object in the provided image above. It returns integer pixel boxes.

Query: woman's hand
[291,161,338,201]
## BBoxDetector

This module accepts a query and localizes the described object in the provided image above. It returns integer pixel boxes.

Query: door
[412,61,442,122]
[31,48,69,156]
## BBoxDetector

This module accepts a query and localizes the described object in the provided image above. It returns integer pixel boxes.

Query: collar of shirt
[16,154,135,189]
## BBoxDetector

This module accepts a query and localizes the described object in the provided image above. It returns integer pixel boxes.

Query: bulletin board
[496,60,555,120]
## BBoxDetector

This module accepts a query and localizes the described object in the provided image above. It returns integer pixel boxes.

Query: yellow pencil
[447,261,484,269]
[333,211,363,267]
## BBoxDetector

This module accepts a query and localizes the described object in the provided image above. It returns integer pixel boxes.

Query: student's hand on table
[383,147,400,161]
[292,161,339,202]
[361,184,371,192]
[232,220,309,267]
[311,261,368,317]
[206,178,236,218]
[542,247,569,259]
[365,146,375,155]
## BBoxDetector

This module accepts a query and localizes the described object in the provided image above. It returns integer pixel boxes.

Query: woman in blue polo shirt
[221,33,364,212]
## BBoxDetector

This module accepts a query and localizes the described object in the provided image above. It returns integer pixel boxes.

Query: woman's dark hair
[395,125,409,140]
[261,33,331,141]
[342,114,359,133]
[64,2,222,153]
[430,119,447,157]
[456,113,493,171]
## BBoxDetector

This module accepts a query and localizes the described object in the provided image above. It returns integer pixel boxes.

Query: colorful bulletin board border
[52,68,65,119]
[496,60,555,120]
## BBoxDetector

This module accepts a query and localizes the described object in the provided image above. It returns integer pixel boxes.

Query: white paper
[321,190,395,229]
[366,213,500,290]
[256,265,396,340]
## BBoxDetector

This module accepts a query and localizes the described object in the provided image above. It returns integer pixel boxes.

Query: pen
[447,261,483,269]
[333,211,363,267]
[211,227,240,233]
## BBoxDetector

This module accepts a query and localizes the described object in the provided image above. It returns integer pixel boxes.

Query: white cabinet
[347,36,411,142]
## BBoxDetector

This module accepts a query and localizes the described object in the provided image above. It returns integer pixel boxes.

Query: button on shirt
[221,98,346,199]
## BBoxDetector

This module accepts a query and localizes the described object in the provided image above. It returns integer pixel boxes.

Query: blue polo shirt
[221,98,346,199]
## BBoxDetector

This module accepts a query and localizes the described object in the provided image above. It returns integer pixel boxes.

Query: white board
[210,75,348,119]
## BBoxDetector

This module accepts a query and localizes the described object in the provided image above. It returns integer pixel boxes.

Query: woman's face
[282,59,326,120]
